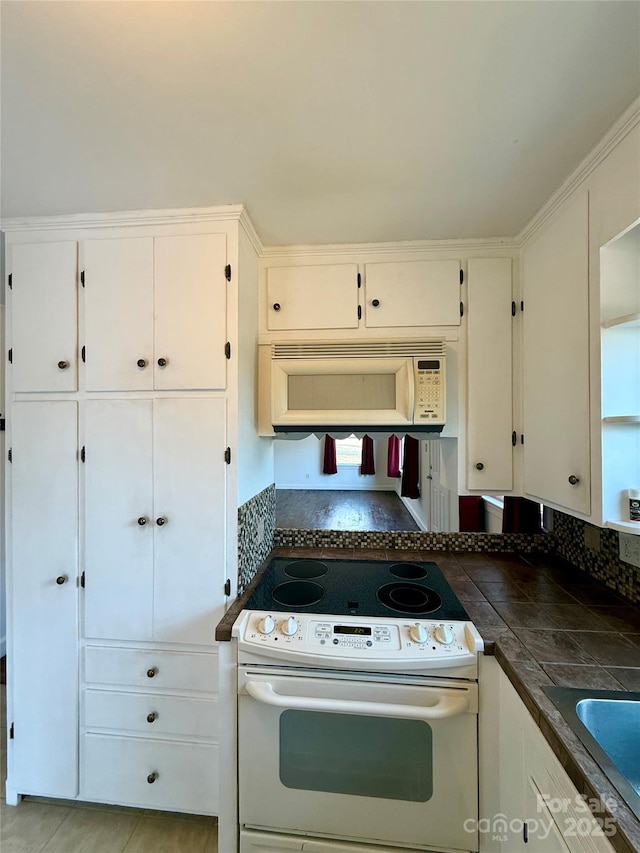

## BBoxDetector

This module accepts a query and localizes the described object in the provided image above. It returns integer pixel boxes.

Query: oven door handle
[244,681,470,720]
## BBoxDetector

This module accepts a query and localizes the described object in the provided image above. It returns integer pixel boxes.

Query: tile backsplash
[552,510,639,603]
[237,484,276,592]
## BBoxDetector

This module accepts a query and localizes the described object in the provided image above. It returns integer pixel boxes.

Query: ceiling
[2,1,639,246]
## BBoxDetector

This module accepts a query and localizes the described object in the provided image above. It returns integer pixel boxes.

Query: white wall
[274,435,399,491]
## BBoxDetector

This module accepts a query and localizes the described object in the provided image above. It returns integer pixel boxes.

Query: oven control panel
[235,611,482,667]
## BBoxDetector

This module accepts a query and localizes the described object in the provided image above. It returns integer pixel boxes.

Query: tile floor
[0,684,219,853]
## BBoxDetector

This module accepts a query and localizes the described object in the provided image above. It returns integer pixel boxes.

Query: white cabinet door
[153,398,227,645]
[154,234,228,390]
[83,238,154,391]
[364,260,461,328]
[266,264,359,331]
[84,400,154,641]
[10,401,78,798]
[522,193,590,514]
[11,242,78,391]
[467,258,513,491]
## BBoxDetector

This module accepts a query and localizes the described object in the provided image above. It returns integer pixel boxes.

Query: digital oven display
[334,626,372,636]
[417,360,440,370]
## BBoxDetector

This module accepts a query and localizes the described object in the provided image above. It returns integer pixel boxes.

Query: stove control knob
[434,625,454,646]
[257,615,275,635]
[409,624,428,644]
[281,616,299,636]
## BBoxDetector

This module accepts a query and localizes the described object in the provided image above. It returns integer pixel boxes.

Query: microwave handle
[245,680,469,720]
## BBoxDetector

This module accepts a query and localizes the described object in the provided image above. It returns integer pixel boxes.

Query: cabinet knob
[137,516,148,526]
[137,358,147,369]
[371,299,380,307]
[157,357,168,367]
[56,575,68,585]
[57,360,70,370]
[272,303,281,311]
[156,517,167,526]
[568,475,580,485]
[147,772,158,784]
[146,712,158,723]
[146,667,158,678]
[475,462,485,471]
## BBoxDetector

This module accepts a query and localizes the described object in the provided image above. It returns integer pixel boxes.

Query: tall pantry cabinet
[4,207,257,814]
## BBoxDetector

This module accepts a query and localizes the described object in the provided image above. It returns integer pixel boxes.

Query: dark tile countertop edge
[215,548,640,853]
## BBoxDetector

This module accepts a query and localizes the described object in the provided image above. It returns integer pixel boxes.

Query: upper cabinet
[363,260,461,328]
[266,264,359,331]
[522,192,591,516]
[10,241,79,392]
[84,233,228,391]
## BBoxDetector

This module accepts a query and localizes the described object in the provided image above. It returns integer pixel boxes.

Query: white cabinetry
[522,192,591,515]
[363,260,461,328]
[266,264,359,331]
[466,258,513,492]
[84,398,227,645]
[10,242,78,392]
[8,402,79,800]
[84,233,228,391]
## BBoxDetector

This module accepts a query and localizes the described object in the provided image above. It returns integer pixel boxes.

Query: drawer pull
[56,575,68,585]
[57,360,70,370]
[136,358,147,368]
[146,712,158,723]
[137,517,148,526]
[568,474,580,485]
[146,667,158,678]
[157,357,168,368]
[147,772,159,784]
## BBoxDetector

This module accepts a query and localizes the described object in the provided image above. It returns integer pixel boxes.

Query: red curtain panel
[387,435,401,478]
[502,496,542,533]
[400,436,420,498]
[459,496,485,532]
[322,435,337,474]
[360,435,375,475]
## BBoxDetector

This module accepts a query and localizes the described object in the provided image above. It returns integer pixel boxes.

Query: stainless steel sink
[544,687,640,820]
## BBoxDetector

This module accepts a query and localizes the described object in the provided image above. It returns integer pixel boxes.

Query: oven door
[238,667,478,852]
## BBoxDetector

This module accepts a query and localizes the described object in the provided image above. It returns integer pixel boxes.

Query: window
[335,435,362,466]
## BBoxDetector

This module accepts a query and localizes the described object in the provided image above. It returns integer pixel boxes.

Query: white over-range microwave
[258,339,446,436]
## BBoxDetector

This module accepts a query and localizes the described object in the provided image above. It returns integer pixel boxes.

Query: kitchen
[1,2,640,853]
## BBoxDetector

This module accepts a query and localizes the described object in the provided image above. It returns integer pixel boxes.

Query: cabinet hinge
[521,434,525,445]
[81,345,86,363]
[224,447,231,464]
[225,264,232,282]
[8,273,12,290]
[459,269,464,285]
[8,447,12,463]
[224,578,231,597]
[9,723,14,740]
[225,341,231,360]
[460,302,464,318]
[8,348,12,364]
[357,305,362,320]
[357,272,361,288]
[520,300,525,312]
[81,571,85,589]
[80,446,86,463]
[0,419,5,432]
[80,270,85,288]
[511,301,516,317]
[523,821,529,844]
[512,430,517,447]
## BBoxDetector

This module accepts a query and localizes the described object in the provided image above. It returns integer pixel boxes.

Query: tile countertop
[216,547,640,853]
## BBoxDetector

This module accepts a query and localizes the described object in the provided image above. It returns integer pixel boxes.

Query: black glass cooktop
[244,557,469,621]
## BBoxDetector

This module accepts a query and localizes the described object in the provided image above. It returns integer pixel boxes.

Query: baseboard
[276,484,396,491]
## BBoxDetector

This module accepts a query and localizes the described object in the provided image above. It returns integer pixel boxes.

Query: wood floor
[276,489,420,532]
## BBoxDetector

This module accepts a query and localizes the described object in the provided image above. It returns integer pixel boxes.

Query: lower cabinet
[81,646,220,814]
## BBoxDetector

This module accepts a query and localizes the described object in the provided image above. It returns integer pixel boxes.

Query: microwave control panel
[414,358,445,423]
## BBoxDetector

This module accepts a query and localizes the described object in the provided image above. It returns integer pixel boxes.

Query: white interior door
[467,258,513,491]
[11,241,78,392]
[154,234,228,390]
[84,400,154,641]
[83,238,154,391]
[152,398,227,645]
[10,401,78,797]
[364,260,461,328]
[428,441,449,533]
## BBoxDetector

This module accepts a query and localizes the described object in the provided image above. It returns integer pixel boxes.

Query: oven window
[279,710,433,802]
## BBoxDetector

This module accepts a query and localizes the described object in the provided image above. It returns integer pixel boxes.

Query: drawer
[84,689,219,739]
[82,733,218,814]
[84,646,218,692]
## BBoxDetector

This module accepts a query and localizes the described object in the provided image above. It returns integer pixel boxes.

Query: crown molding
[260,235,519,260]
[517,96,640,247]
[0,204,248,233]
[238,206,264,256]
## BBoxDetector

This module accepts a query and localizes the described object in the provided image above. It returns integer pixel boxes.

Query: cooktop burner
[244,557,468,621]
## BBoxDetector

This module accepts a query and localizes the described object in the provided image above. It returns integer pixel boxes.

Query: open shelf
[602,415,640,424]
[604,519,640,535]
[601,311,640,329]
